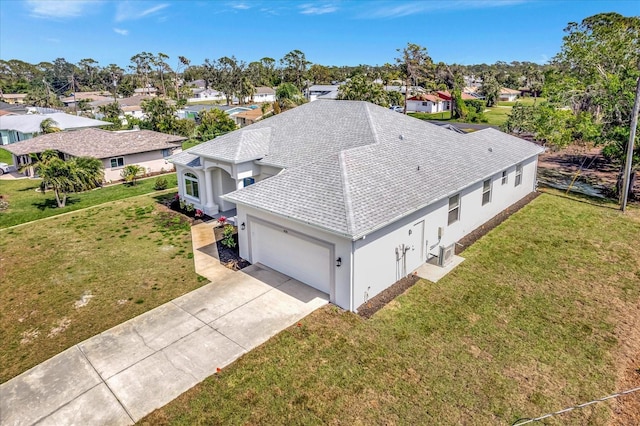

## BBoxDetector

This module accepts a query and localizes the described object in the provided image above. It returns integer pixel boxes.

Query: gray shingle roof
[3,128,185,159]
[0,113,110,134]
[170,150,202,168]
[216,101,543,239]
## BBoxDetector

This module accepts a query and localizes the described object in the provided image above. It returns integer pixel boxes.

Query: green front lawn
[142,192,640,425]
[0,148,12,165]
[408,111,452,121]
[0,193,206,383]
[0,173,177,228]
[482,106,512,126]
[499,97,546,107]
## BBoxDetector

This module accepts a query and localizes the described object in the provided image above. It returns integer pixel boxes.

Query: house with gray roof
[0,112,110,145]
[5,128,184,182]
[170,100,543,311]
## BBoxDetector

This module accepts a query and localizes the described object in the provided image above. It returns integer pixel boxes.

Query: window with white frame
[109,157,124,168]
[515,163,523,187]
[184,172,199,199]
[501,170,508,185]
[162,148,172,158]
[448,194,460,225]
[482,179,492,205]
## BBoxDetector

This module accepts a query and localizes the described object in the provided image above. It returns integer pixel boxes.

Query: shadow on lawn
[32,196,79,211]
[17,184,41,192]
[538,187,622,211]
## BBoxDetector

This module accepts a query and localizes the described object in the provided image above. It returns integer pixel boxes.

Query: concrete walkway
[0,221,328,425]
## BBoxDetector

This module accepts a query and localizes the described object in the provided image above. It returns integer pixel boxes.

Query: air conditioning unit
[438,243,456,267]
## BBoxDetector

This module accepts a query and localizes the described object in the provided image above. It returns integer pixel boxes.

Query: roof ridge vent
[399,134,404,140]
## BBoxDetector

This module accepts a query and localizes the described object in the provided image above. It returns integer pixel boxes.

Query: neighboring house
[233,105,272,127]
[435,90,478,111]
[499,88,521,102]
[250,86,276,104]
[0,113,110,145]
[3,128,184,182]
[170,100,544,312]
[384,85,425,95]
[188,79,207,89]
[134,87,158,96]
[406,94,445,113]
[0,94,27,104]
[306,85,341,101]
[91,95,157,120]
[60,91,113,108]
[188,89,226,103]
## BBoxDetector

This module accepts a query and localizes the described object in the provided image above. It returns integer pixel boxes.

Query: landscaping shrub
[221,224,236,248]
[154,177,169,190]
[154,177,168,190]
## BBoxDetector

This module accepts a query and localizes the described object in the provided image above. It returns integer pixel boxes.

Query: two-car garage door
[249,220,332,296]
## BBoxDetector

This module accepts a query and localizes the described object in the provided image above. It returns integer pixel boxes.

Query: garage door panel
[251,222,331,295]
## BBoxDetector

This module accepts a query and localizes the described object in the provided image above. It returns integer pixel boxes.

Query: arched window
[184,172,199,199]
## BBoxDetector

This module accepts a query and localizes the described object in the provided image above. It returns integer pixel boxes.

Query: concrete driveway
[1,230,328,425]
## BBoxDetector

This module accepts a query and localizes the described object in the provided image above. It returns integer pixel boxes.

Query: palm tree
[120,164,145,185]
[26,150,103,208]
[39,118,61,134]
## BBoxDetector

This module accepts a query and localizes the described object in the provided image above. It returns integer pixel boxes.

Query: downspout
[350,240,355,312]
[533,156,540,192]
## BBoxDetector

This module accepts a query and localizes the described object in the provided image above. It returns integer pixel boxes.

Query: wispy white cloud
[362,0,527,19]
[43,37,61,43]
[113,28,129,36]
[231,2,251,10]
[26,0,99,19]
[299,3,338,15]
[115,2,170,22]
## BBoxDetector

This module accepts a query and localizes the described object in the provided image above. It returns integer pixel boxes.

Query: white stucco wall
[102,149,179,182]
[350,155,539,310]
[406,100,443,113]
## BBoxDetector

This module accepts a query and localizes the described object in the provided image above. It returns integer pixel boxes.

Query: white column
[204,169,215,210]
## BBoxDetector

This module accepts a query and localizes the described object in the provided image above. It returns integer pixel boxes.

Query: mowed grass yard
[409,97,547,127]
[142,193,640,425]
[0,174,177,228]
[0,193,207,383]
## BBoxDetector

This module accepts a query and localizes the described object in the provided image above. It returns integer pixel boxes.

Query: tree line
[0,49,545,107]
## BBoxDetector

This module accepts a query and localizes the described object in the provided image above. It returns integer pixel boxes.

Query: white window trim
[501,170,508,185]
[482,179,492,205]
[515,164,523,187]
[448,194,460,225]
[184,172,200,201]
[109,157,125,169]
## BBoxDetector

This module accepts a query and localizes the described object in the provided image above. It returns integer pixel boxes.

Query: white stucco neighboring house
[499,87,521,102]
[170,100,543,312]
[406,94,446,113]
[4,128,184,182]
[250,86,276,104]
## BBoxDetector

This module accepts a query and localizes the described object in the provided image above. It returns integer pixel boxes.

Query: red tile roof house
[170,100,543,312]
[406,94,446,113]
[4,128,184,183]
[435,90,478,111]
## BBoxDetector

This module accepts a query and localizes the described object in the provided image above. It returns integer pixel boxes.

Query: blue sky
[1,0,638,68]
